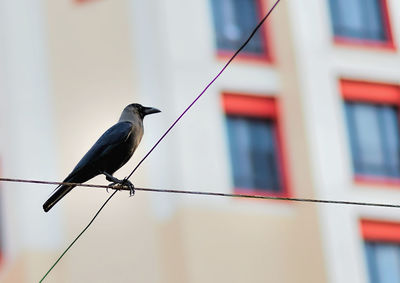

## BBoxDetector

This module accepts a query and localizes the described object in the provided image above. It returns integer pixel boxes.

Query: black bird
[43,103,161,212]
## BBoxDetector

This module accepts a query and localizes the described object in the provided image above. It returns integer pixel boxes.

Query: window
[341,80,400,182]
[328,0,393,47]
[222,93,289,195]
[345,103,400,178]
[210,0,270,60]
[361,220,400,283]
[227,116,280,191]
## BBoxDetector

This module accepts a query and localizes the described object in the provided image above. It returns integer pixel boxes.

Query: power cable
[35,0,283,281]
[125,0,282,181]
[1,177,399,209]
[39,190,117,283]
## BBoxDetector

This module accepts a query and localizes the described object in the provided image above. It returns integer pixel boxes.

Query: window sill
[334,36,396,51]
[355,175,400,188]
[217,50,273,65]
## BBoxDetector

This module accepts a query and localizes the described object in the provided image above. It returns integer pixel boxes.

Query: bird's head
[120,103,161,122]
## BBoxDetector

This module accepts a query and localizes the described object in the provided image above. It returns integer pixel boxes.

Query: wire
[1,177,400,209]
[125,0,282,180]
[39,190,117,283]
[37,1,282,281]
[0,177,113,189]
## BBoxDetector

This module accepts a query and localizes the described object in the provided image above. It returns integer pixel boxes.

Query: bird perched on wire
[43,103,161,212]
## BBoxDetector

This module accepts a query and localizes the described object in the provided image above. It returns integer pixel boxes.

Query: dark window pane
[345,102,400,178]
[380,108,400,177]
[353,104,386,173]
[365,243,379,283]
[226,115,281,192]
[365,242,400,283]
[227,117,254,188]
[328,0,387,41]
[210,0,265,55]
[364,0,386,39]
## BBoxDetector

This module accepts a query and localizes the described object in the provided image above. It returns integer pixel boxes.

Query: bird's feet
[102,172,135,196]
[108,177,135,197]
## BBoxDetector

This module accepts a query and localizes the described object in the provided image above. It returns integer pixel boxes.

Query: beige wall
[155,204,325,283]
[41,0,162,282]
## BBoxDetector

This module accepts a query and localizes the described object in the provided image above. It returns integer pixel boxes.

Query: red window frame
[222,92,291,197]
[361,219,400,244]
[215,0,274,64]
[341,79,400,186]
[333,0,396,50]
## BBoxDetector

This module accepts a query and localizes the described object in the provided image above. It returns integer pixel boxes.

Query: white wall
[0,0,62,263]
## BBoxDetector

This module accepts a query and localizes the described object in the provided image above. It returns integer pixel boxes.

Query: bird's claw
[107,177,135,196]
[103,172,134,196]
[125,179,135,197]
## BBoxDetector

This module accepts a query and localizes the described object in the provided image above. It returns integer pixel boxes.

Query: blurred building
[0,0,399,282]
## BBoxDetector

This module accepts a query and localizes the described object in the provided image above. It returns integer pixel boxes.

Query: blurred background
[0,0,399,282]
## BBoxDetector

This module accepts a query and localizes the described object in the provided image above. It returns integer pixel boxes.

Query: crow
[43,103,160,212]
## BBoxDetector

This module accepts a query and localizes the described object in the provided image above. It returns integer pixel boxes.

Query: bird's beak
[143,106,161,116]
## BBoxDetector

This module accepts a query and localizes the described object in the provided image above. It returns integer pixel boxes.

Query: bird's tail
[43,184,75,212]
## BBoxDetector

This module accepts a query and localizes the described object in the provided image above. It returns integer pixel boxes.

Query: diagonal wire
[39,190,117,283]
[125,0,282,180]
[38,1,281,281]
[1,177,400,209]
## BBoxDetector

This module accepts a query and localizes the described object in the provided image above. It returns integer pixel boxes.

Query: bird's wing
[65,121,133,180]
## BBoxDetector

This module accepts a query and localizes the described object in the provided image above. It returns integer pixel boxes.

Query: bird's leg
[102,172,119,193]
[102,172,135,196]
[102,171,121,184]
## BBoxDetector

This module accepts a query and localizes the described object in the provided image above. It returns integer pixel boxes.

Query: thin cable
[131,187,400,209]
[1,177,399,209]
[0,177,112,189]
[37,1,282,280]
[126,0,281,180]
[39,190,118,283]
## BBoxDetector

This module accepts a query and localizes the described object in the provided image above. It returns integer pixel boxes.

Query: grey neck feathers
[118,109,141,123]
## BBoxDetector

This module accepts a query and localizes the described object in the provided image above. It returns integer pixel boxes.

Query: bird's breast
[129,122,144,154]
